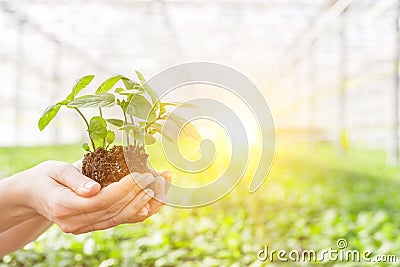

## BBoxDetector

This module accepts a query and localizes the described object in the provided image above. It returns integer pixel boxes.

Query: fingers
[73,160,83,172]
[146,170,170,213]
[44,166,169,234]
[79,172,154,212]
[61,173,154,225]
[73,189,154,234]
[138,203,151,216]
[148,170,170,212]
[147,176,165,198]
[159,170,172,194]
[45,161,101,197]
[148,194,168,215]
[160,170,172,182]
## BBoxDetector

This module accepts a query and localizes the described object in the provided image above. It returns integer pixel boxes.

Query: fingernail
[143,189,154,201]
[135,173,154,188]
[157,194,168,203]
[84,181,98,190]
[138,207,149,216]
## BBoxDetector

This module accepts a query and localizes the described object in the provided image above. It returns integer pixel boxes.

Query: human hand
[74,160,171,219]
[13,161,161,234]
[145,170,171,215]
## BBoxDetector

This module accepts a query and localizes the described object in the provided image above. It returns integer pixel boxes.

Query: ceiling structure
[0,0,398,155]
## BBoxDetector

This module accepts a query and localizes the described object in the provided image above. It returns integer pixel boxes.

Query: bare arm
[0,215,52,256]
[0,161,169,256]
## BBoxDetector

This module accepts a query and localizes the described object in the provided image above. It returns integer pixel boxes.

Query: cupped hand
[21,161,168,234]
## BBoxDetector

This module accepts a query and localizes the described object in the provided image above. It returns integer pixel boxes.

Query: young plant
[38,71,199,186]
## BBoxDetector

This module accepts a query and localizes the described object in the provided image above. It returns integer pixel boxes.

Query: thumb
[50,162,101,197]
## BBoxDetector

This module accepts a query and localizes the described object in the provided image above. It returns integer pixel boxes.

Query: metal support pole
[308,40,317,145]
[338,7,348,152]
[388,0,400,165]
[15,17,26,145]
[52,41,62,143]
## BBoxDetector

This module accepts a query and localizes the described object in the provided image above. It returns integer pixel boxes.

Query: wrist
[0,173,39,232]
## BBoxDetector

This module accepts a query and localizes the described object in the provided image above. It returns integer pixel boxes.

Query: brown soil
[82,145,151,187]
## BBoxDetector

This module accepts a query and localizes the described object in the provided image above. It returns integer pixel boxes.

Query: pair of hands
[8,160,170,235]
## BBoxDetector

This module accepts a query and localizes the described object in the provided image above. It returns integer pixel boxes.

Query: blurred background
[2,0,400,266]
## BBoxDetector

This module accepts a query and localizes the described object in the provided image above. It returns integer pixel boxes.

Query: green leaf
[115,87,124,93]
[135,70,158,103]
[106,130,115,144]
[126,95,156,121]
[163,102,196,108]
[130,130,156,145]
[121,77,134,90]
[119,124,141,132]
[106,119,125,128]
[57,99,69,105]
[82,142,90,151]
[144,133,156,145]
[116,99,129,113]
[160,103,167,116]
[167,113,201,140]
[130,131,143,145]
[96,75,123,94]
[67,93,115,108]
[88,116,107,141]
[151,122,174,142]
[38,104,61,131]
[121,77,144,92]
[65,75,95,101]
[115,89,144,96]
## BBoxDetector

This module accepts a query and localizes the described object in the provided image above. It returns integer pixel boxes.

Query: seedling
[38,71,199,187]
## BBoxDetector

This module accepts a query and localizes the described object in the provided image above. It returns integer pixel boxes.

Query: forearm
[0,174,37,233]
[0,215,52,257]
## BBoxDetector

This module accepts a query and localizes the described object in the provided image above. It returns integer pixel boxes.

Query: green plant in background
[1,144,400,266]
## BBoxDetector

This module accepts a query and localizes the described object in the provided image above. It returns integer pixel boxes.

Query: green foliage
[106,130,115,145]
[38,75,96,131]
[126,95,155,121]
[82,143,90,152]
[88,116,107,141]
[165,113,201,140]
[67,93,115,108]
[67,75,95,101]
[106,119,125,128]
[38,104,61,131]
[96,75,123,94]
[135,70,158,103]
[37,71,199,152]
[1,144,400,266]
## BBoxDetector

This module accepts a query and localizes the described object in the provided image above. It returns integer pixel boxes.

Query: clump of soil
[82,145,151,187]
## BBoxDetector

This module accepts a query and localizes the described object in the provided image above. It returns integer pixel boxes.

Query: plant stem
[145,114,162,132]
[74,107,96,151]
[99,108,105,148]
[129,115,136,146]
[123,111,130,146]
